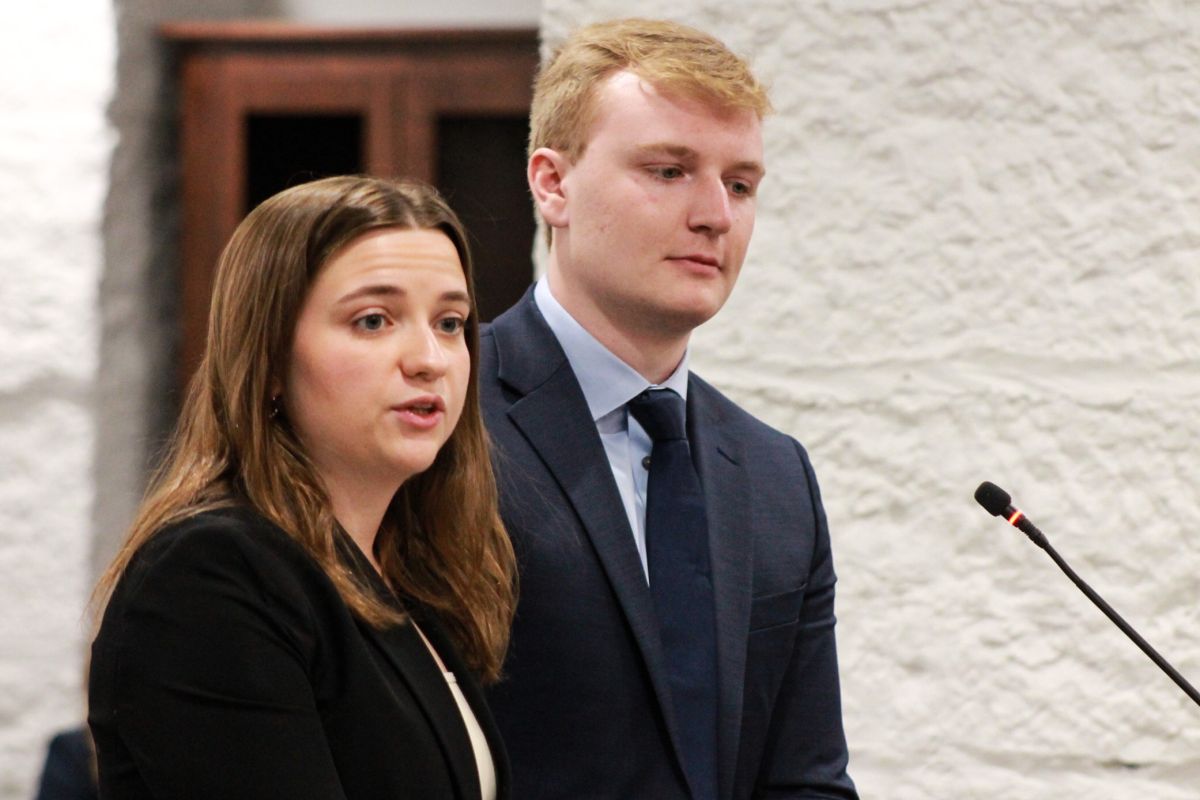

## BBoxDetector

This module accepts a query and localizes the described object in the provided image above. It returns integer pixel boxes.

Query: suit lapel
[338,535,479,800]
[491,293,690,770]
[365,622,481,799]
[688,380,751,800]
[416,608,511,800]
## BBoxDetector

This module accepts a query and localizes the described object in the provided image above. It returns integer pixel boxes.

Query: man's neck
[545,269,689,385]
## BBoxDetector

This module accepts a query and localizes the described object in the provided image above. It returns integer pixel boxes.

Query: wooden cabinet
[162,22,540,386]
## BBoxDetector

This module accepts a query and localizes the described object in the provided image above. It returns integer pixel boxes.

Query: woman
[88,176,516,799]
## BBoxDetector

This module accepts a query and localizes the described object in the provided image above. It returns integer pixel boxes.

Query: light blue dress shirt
[534,278,690,581]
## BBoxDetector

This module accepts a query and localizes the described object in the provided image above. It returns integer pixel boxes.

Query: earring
[269,395,282,420]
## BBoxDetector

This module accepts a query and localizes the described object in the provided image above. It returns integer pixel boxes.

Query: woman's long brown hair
[92,176,515,682]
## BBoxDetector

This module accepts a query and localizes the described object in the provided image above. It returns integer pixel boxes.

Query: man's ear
[528,147,571,229]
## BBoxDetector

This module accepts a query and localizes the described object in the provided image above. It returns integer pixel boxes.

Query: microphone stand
[1028,532,1200,708]
[976,482,1200,708]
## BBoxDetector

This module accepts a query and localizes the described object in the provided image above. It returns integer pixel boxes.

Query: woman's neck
[322,473,396,574]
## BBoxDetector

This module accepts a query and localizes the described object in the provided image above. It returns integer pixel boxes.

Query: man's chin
[646,301,725,338]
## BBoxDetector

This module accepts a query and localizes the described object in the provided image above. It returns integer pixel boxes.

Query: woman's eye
[437,317,466,335]
[355,313,387,332]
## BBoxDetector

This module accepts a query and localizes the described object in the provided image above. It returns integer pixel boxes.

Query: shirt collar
[534,278,690,423]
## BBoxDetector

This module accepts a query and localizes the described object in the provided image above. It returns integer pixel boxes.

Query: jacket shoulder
[689,373,807,455]
[129,505,308,574]
[110,505,333,628]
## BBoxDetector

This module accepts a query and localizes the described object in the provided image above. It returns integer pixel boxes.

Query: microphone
[974,481,1200,709]
[974,481,1048,548]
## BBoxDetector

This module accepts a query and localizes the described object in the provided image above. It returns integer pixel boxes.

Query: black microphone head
[975,481,1012,517]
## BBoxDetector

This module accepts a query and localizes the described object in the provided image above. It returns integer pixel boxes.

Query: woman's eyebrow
[335,286,471,305]
[336,284,404,305]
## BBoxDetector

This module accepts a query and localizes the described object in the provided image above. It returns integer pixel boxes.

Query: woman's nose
[398,326,449,380]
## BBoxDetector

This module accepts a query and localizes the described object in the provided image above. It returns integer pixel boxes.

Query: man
[481,17,857,800]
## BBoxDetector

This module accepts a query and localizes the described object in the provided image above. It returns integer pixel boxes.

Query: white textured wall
[94,0,278,606]
[2,1,271,796]
[544,2,1200,797]
[0,2,114,796]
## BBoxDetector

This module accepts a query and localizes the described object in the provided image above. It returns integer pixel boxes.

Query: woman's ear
[268,377,284,414]
[527,147,571,229]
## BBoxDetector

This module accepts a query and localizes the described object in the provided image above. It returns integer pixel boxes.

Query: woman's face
[283,227,472,493]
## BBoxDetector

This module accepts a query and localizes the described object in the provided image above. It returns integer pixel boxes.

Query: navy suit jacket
[481,291,856,799]
[34,728,97,800]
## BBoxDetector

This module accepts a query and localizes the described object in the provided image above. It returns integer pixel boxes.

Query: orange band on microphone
[1007,509,1024,526]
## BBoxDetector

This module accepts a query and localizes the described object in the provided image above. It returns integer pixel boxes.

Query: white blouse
[444,671,497,800]
[414,623,497,800]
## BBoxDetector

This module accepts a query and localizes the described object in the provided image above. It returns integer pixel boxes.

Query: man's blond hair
[529,17,772,162]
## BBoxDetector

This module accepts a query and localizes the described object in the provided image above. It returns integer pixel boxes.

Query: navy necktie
[628,388,718,800]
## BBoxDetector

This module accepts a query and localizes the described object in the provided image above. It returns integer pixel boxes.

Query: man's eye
[437,317,466,334]
[653,166,684,180]
[355,313,387,331]
[729,180,755,196]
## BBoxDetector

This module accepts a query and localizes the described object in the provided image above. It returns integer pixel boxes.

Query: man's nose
[687,176,733,235]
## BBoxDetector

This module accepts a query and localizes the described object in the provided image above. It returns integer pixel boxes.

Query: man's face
[547,70,764,346]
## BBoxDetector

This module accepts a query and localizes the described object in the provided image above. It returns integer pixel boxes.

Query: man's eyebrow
[732,161,766,180]
[633,143,765,179]
[634,143,697,160]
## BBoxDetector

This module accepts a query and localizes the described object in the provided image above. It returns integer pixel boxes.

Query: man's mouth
[670,254,721,269]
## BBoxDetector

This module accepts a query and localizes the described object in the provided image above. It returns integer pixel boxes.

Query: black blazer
[88,505,508,800]
[481,291,856,799]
